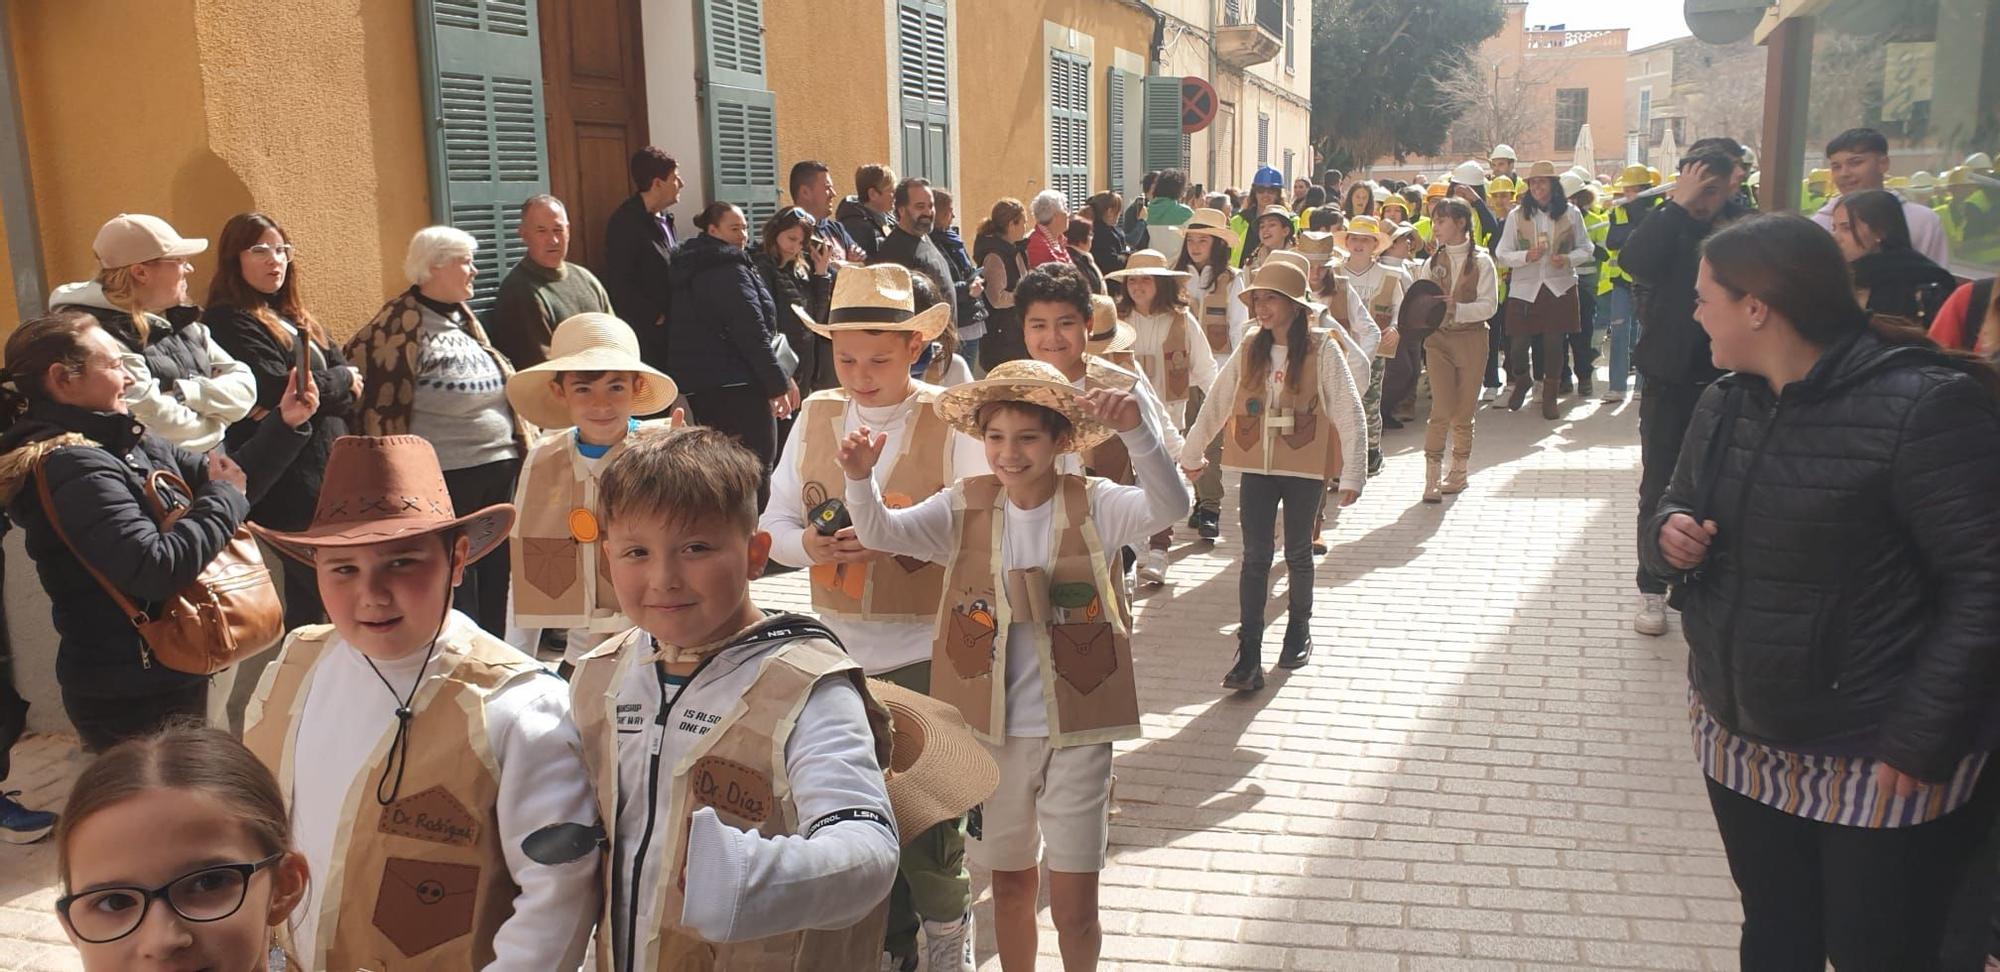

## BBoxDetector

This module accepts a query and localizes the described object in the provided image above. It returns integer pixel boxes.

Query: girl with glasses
[54,725,309,971]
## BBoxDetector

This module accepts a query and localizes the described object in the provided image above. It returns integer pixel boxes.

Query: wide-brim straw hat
[252,436,516,566]
[867,679,1000,845]
[1522,159,1561,182]
[933,359,1115,454]
[1342,215,1391,247]
[505,313,678,429]
[1085,294,1136,355]
[1103,248,1188,282]
[1237,261,1317,313]
[1255,203,1296,226]
[794,263,949,342]
[1292,232,1348,263]
[1183,207,1239,247]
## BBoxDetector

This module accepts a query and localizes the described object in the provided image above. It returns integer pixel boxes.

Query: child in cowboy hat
[570,426,900,972]
[1238,204,1300,271]
[1182,261,1366,691]
[1340,215,1411,468]
[839,358,1189,972]
[505,312,681,674]
[1174,209,1247,543]
[242,435,599,971]
[757,262,988,972]
[1104,251,1215,586]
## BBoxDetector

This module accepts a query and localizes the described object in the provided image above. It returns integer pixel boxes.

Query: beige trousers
[1424,325,1489,464]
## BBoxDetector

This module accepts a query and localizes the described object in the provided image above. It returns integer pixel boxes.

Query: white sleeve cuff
[680,806,748,941]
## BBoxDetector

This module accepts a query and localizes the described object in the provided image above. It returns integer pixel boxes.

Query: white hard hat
[1490,144,1516,161]
[1450,160,1487,186]
[1967,152,1994,170]
[1909,170,1938,189]
[1559,172,1586,198]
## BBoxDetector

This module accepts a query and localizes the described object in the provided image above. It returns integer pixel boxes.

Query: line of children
[841,357,1191,972]
[1181,261,1366,693]
[1102,250,1216,586]
[758,263,989,972]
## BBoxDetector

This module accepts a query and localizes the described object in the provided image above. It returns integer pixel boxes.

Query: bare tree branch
[1437,51,1562,157]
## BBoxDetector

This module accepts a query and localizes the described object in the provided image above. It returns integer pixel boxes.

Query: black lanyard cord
[365,569,459,806]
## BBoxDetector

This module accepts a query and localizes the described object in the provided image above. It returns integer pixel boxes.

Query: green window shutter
[700,0,780,228]
[1106,67,1127,196]
[417,0,549,316]
[1048,50,1090,203]
[1141,75,1182,173]
[897,0,951,184]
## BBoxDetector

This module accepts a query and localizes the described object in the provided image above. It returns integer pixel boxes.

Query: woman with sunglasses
[754,206,837,394]
[48,213,257,452]
[55,725,310,971]
[204,212,363,631]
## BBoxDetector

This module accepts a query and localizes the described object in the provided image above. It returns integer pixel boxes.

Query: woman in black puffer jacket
[1641,214,2000,970]
[665,202,796,506]
[1832,189,1960,329]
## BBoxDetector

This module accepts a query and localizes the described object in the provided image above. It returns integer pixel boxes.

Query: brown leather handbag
[35,458,284,675]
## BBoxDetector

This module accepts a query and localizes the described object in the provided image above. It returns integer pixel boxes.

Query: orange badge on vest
[568,508,600,543]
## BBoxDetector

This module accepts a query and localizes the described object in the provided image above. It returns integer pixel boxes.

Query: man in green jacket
[491,194,614,369]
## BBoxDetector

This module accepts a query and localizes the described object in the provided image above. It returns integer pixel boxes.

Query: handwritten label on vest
[377,786,479,848]
[689,756,773,825]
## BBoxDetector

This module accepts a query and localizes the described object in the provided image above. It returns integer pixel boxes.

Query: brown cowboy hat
[251,436,516,565]
[868,679,1000,845]
[1398,278,1450,333]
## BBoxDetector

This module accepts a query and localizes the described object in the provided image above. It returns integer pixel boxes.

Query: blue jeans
[1603,284,1635,393]
[958,338,981,376]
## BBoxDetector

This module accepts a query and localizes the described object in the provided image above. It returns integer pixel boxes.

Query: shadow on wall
[361,0,434,335]
[170,148,255,271]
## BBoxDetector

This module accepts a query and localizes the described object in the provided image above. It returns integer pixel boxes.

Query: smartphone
[294,329,312,381]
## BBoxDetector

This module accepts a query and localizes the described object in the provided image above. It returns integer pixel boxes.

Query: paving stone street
[0,393,1747,971]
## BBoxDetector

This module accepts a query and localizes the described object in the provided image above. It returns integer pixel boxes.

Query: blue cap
[1253,166,1284,187]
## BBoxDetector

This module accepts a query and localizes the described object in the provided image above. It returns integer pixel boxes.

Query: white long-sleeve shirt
[1496,207,1595,300]
[1319,282,1381,379]
[48,282,257,452]
[1340,260,1411,358]
[600,627,897,969]
[1417,240,1501,324]
[846,423,1190,736]
[1126,308,1218,422]
[1181,337,1368,494]
[1814,194,1951,268]
[760,389,988,674]
[1184,266,1251,351]
[289,612,598,971]
[1055,360,1184,479]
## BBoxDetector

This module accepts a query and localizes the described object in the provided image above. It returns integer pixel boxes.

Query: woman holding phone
[204,212,362,629]
[754,206,837,394]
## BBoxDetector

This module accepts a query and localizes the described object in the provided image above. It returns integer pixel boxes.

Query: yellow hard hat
[1944,166,1977,188]
[1611,164,1651,189]
[1486,176,1517,196]
[1645,166,1662,185]
[1807,168,1832,190]
[1886,175,1909,189]
[1425,181,1448,200]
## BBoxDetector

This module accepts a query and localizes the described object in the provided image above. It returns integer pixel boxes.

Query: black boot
[1278,622,1313,669]
[1221,639,1264,692]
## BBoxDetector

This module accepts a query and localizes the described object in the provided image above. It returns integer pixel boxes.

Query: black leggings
[442,457,520,637]
[1706,769,2000,971]
[685,385,779,510]
[1235,473,1320,656]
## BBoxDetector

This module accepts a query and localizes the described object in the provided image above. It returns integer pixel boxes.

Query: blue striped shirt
[1689,687,1988,828]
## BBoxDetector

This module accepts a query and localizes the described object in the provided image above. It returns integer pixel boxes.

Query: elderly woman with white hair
[343,225,531,636]
[1023,188,1075,269]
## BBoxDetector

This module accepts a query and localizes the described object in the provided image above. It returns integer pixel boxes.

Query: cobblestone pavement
[0,392,1743,971]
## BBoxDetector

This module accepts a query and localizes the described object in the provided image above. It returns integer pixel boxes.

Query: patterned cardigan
[343,288,535,455]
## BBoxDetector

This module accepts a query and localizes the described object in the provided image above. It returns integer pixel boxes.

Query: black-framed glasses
[57,853,283,944]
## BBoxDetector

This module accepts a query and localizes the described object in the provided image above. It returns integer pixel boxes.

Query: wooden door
[540,0,649,273]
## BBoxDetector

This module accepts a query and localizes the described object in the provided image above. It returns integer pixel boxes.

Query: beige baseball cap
[91,214,207,270]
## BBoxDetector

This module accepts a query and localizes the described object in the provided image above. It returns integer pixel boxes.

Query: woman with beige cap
[48,213,257,452]
[1181,261,1365,692]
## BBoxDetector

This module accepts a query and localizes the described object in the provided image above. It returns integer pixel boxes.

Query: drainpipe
[0,0,46,319]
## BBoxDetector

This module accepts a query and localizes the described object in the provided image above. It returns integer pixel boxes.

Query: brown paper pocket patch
[521,536,580,599]
[945,605,997,678]
[1231,405,1261,451]
[690,756,773,826]
[1050,621,1118,695]
[373,857,479,957]
[1281,401,1320,450]
[377,785,479,847]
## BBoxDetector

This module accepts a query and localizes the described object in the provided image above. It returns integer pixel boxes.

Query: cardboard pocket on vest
[520,537,580,599]
[944,608,996,678]
[1050,621,1118,695]
[373,857,479,957]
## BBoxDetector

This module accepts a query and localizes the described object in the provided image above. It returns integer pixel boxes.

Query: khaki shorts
[967,737,1113,873]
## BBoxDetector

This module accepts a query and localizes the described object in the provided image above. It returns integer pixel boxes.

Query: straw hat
[794,263,949,342]
[1254,203,1295,226]
[1522,160,1560,182]
[1236,260,1316,313]
[1085,294,1136,355]
[505,313,678,429]
[1611,164,1652,189]
[1292,232,1347,263]
[1183,207,1240,247]
[252,436,516,565]
[1343,215,1390,247]
[933,359,1115,454]
[867,679,1000,846]
[1102,248,1189,282]
[1265,250,1313,278]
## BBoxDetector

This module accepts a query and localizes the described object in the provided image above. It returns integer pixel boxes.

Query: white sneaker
[1601,389,1626,402]
[921,910,976,972]
[1138,549,1167,586]
[1478,386,1496,403]
[1634,593,1668,636]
